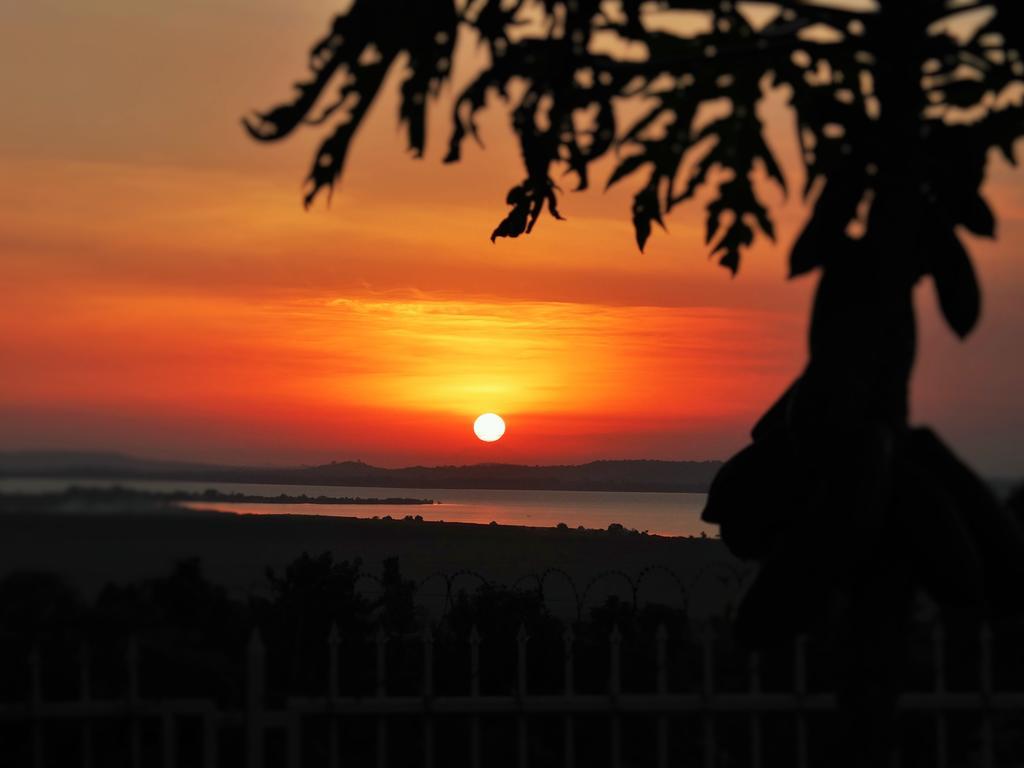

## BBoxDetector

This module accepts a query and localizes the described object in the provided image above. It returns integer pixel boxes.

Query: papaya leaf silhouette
[247,4,1024,762]
[243,0,458,208]
[246,0,1022,294]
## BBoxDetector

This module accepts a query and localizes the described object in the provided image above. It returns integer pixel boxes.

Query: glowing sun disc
[473,413,506,442]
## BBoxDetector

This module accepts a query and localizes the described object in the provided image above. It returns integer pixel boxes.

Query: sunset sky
[2,1,1023,474]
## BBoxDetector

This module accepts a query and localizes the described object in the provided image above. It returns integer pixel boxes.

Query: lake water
[0,477,714,537]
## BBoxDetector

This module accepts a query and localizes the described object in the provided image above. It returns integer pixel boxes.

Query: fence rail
[2,619,1022,768]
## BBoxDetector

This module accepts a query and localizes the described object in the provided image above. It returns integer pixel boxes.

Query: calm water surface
[0,477,713,537]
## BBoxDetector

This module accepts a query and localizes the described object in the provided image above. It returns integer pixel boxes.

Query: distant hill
[0,452,721,493]
[0,451,223,475]
[261,459,722,492]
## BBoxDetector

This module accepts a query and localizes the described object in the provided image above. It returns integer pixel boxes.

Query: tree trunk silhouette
[715,7,1024,756]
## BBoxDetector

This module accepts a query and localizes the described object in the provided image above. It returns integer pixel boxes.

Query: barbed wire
[349,561,752,620]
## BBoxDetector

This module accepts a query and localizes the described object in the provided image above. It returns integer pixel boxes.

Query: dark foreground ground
[0,509,743,618]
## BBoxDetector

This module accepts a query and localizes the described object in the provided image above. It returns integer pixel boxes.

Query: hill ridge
[1,452,722,493]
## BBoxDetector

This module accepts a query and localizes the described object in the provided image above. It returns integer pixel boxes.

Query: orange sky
[2,2,1023,473]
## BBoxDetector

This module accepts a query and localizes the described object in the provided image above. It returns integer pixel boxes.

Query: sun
[473,413,506,443]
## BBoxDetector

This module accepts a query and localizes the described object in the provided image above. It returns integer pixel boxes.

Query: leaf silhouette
[928,227,981,339]
[960,194,996,239]
[246,0,1023,305]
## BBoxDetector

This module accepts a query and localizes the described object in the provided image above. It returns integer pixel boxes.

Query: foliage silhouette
[246,1,1024,764]
[245,1,1022,292]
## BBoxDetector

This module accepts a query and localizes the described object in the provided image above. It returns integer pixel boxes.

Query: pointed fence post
[162,712,177,768]
[81,643,93,768]
[203,708,218,768]
[794,635,808,768]
[748,652,762,768]
[327,623,340,767]
[469,626,482,768]
[246,629,266,768]
[375,626,388,768]
[29,647,42,768]
[516,624,530,768]
[563,623,576,768]
[932,623,947,768]
[979,623,994,768]
[701,624,715,768]
[287,708,301,768]
[126,637,141,768]
[655,625,668,768]
[422,625,435,768]
[608,625,622,768]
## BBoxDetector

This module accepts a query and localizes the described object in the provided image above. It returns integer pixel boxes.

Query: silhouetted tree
[246,2,1024,764]
[1009,483,1024,520]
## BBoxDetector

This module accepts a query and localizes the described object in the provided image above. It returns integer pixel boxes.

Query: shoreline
[0,471,716,495]
[0,486,435,510]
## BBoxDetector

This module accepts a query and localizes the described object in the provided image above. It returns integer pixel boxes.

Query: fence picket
[701,624,715,768]
[287,708,301,768]
[517,624,529,768]
[749,652,762,768]
[980,623,994,768]
[655,625,668,768]
[563,623,576,768]
[81,644,93,768]
[29,647,42,768]
[127,637,141,768]
[469,626,482,768]
[163,713,176,768]
[932,623,948,768]
[609,625,623,768]
[795,635,808,768]
[246,630,266,768]
[203,710,218,768]
[376,626,388,768]
[422,625,435,768]
[328,622,340,768]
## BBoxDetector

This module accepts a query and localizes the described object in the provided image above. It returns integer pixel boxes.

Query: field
[0,508,743,618]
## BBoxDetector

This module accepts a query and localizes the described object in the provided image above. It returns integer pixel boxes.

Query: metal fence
[356,560,751,620]
[3,619,1022,768]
